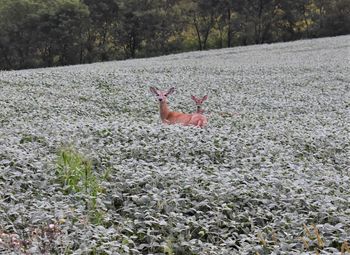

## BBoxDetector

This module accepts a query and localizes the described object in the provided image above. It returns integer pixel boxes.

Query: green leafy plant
[56,148,100,195]
[1,36,349,254]
[56,147,104,221]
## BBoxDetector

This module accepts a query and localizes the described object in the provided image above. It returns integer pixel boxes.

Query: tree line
[0,0,349,70]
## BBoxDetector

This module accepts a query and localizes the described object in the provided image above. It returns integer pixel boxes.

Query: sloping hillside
[0,36,349,254]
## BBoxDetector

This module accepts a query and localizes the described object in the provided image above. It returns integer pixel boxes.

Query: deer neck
[159,100,170,120]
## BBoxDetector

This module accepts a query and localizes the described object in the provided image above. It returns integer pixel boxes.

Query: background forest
[0,0,349,70]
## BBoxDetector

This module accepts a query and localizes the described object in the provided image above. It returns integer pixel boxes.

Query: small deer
[191,95,208,114]
[150,87,208,128]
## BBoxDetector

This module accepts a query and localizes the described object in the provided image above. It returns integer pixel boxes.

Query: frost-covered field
[0,36,349,254]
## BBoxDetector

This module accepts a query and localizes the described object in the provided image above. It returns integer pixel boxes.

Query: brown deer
[191,95,208,114]
[150,87,208,128]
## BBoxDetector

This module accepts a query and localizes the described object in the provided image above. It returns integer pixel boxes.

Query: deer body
[150,87,207,128]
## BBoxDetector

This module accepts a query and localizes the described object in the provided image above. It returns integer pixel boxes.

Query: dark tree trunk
[0,46,13,69]
[227,7,232,47]
[193,15,203,51]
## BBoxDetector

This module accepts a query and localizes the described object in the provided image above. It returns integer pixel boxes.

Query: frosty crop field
[0,36,349,254]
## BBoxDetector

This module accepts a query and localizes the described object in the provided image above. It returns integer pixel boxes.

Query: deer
[191,95,208,114]
[192,94,239,117]
[150,87,208,128]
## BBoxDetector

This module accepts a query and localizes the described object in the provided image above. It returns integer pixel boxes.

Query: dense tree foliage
[0,0,349,70]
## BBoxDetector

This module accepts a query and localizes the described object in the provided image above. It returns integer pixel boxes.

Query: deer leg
[196,120,203,128]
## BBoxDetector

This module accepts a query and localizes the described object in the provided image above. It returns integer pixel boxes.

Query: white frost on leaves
[0,35,349,254]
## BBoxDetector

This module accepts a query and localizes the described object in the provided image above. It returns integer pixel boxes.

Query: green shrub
[56,147,104,220]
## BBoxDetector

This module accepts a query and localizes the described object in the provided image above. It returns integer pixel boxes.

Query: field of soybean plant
[0,35,349,254]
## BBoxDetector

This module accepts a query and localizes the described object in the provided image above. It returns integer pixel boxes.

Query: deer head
[191,95,208,105]
[150,87,175,102]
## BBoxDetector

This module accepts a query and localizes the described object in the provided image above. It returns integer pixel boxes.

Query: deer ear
[202,95,208,101]
[166,87,175,96]
[150,86,159,95]
[191,95,197,101]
